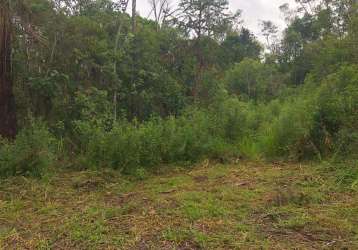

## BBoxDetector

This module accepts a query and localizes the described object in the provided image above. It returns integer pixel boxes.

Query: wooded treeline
[0,0,357,177]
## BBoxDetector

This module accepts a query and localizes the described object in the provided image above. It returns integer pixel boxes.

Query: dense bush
[257,96,318,160]
[73,105,244,173]
[2,67,357,177]
[5,65,356,178]
[253,65,358,161]
[0,122,57,178]
[314,66,358,159]
[71,66,358,172]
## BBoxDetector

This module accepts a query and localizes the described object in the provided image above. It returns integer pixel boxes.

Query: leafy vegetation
[0,121,57,178]
[0,0,355,167]
[0,0,357,247]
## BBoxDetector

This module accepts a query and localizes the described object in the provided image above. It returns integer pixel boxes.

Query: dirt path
[0,162,357,249]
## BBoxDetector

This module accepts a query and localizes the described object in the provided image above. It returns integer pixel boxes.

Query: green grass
[0,161,358,249]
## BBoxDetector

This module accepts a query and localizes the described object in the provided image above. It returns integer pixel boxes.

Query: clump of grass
[179,192,229,221]
[62,207,109,246]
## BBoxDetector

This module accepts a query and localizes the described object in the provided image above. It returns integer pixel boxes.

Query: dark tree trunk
[0,3,17,139]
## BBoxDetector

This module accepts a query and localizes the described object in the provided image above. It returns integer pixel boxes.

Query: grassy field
[0,161,357,249]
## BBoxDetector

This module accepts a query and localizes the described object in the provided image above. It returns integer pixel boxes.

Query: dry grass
[0,161,357,249]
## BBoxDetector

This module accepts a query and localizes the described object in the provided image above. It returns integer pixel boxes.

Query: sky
[129,0,297,42]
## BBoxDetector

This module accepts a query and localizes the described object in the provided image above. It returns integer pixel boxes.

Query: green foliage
[258,97,318,160]
[3,0,358,179]
[314,65,358,158]
[221,28,262,67]
[72,64,358,170]
[74,104,247,172]
[224,58,285,101]
[173,0,241,40]
[0,122,57,178]
[253,65,358,160]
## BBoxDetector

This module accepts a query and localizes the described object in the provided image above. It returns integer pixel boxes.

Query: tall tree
[0,1,17,139]
[0,0,49,138]
[260,20,278,54]
[172,0,241,98]
[173,0,241,40]
[148,0,172,31]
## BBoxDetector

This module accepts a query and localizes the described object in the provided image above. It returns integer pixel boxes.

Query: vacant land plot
[1,162,357,249]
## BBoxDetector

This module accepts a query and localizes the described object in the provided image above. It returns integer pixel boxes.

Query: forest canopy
[0,0,357,177]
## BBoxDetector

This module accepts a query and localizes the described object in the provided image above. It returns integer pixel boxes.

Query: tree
[260,20,278,54]
[224,58,285,101]
[172,0,241,98]
[148,0,172,31]
[132,0,136,32]
[221,28,262,67]
[277,0,358,85]
[0,1,17,139]
[0,0,52,139]
[295,0,317,15]
[278,14,319,85]
[173,0,241,40]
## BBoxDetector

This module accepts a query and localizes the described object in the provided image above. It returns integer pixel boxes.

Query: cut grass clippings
[0,161,357,249]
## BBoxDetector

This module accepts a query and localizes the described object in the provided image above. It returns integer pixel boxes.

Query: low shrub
[0,122,57,178]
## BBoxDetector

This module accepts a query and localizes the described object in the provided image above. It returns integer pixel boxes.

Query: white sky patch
[129,0,297,42]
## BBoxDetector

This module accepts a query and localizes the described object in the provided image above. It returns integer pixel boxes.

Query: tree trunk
[0,3,17,139]
[132,0,136,33]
